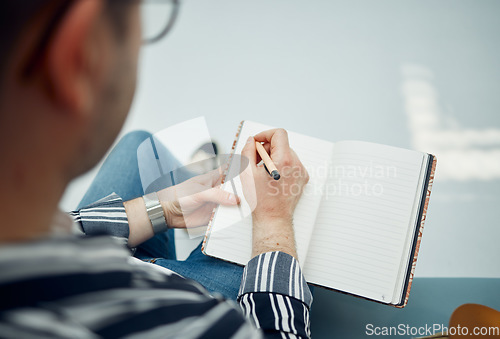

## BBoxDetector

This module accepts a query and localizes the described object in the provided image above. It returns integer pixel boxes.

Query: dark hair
[0,1,47,80]
[0,0,132,87]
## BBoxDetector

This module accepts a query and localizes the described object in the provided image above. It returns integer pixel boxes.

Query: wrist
[252,217,297,259]
[161,200,182,228]
[253,214,293,231]
[123,197,154,247]
[157,187,182,228]
[143,192,169,234]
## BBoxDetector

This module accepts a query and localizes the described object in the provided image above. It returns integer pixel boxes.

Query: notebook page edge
[391,152,428,304]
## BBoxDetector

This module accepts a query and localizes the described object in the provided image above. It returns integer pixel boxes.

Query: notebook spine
[398,154,437,308]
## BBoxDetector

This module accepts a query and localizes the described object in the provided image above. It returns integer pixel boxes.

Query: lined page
[303,141,424,303]
[204,121,333,267]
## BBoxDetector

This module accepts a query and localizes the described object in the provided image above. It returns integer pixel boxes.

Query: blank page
[303,141,424,303]
[204,121,333,267]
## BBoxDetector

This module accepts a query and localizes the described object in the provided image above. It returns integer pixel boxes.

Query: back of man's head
[0,1,132,95]
[0,0,141,242]
[0,1,45,85]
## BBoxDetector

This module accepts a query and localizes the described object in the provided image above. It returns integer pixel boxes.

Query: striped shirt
[0,194,312,338]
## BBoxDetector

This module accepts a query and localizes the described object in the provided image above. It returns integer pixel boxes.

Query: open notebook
[202,121,436,307]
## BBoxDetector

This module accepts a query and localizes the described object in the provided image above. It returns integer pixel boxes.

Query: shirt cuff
[69,193,130,242]
[238,251,313,308]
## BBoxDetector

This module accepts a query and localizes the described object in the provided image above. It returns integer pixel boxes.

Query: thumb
[195,187,240,205]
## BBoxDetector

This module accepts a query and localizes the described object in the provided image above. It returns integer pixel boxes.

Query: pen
[255,141,281,180]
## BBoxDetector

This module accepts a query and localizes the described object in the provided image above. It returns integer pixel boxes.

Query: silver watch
[143,192,169,234]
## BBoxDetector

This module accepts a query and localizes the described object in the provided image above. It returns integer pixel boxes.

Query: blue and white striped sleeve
[69,193,130,243]
[237,251,313,338]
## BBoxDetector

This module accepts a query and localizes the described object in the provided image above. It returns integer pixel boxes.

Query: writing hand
[241,128,309,259]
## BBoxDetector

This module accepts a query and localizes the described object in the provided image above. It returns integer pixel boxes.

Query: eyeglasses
[24,0,180,77]
[141,0,180,44]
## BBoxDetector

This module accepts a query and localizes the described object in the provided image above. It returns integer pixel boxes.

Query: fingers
[253,128,292,169]
[262,142,271,154]
[253,128,290,155]
[241,136,257,167]
[253,142,271,164]
[195,187,240,206]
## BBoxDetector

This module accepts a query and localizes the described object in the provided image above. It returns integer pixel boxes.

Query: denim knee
[118,130,153,149]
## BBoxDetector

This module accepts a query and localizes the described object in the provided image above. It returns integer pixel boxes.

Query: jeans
[78,131,244,300]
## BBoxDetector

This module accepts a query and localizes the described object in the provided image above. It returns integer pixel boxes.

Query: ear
[45,0,105,116]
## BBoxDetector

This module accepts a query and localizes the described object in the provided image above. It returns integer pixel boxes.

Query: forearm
[72,173,235,247]
[245,219,313,337]
[123,197,154,247]
[252,216,297,260]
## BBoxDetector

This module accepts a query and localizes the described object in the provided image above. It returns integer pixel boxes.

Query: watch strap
[143,192,169,234]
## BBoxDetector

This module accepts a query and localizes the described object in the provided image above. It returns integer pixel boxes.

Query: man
[0,1,312,338]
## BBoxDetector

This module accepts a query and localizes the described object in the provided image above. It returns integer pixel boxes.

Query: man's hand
[158,168,239,228]
[241,128,309,259]
[124,168,239,247]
